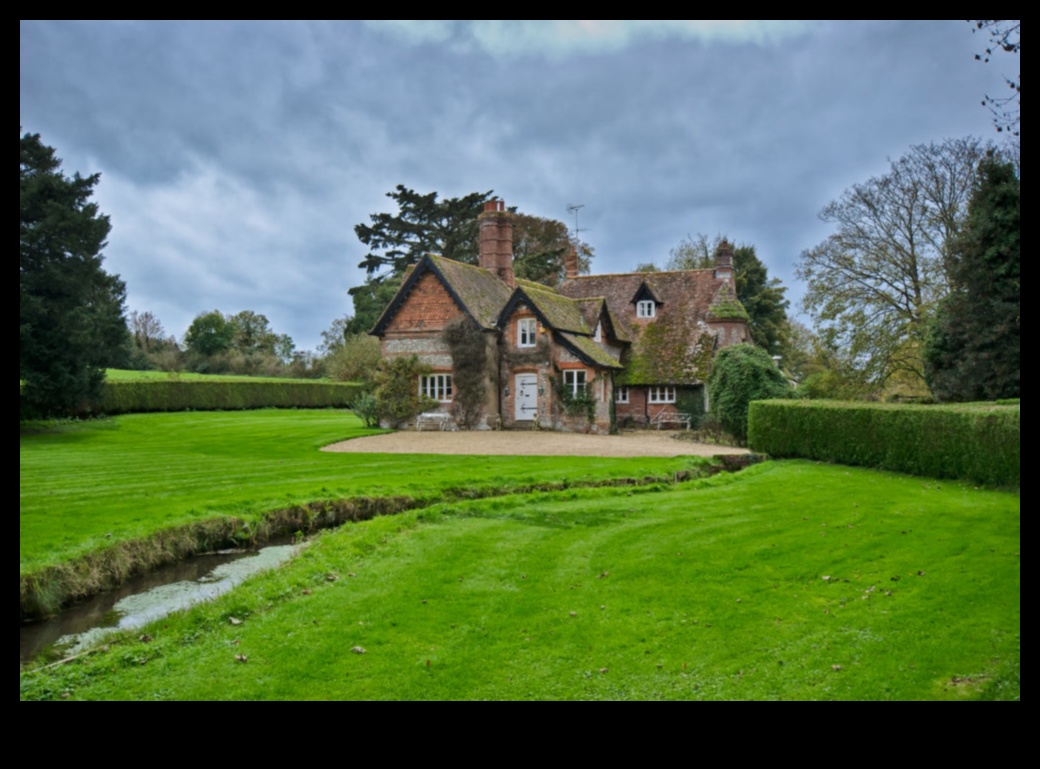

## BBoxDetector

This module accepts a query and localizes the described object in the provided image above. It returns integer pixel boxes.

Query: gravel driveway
[322,430,749,458]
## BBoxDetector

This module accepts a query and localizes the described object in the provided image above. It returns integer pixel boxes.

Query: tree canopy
[969,20,1020,137]
[797,137,991,395]
[20,131,128,417]
[924,154,1020,401]
[350,185,593,331]
[355,185,491,282]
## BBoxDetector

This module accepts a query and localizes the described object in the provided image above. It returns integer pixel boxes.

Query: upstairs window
[420,374,453,402]
[648,386,676,403]
[563,369,587,397]
[636,300,656,318]
[518,317,537,348]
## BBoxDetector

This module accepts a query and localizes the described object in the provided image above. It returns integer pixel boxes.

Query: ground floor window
[420,373,453,402]
[648,385,676,403]
[615,386,629,403]
[563,369,587,397]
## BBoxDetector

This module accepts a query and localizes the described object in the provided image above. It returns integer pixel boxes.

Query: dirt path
[322,430,748,458]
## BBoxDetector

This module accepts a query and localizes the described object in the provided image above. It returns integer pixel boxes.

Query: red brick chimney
[564,245,579,280]
[714,239,734,280]
[478,198,515,287]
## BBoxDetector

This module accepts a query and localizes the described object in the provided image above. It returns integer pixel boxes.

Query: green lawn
[20,460,1020,700]
[20,410,702,572]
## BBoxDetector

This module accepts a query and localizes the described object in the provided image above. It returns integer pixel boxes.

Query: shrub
[325,334,382,385]
[375,356,437,427]
[748,399,1020,486]
[708,344,792,442]
[351,392,380,428]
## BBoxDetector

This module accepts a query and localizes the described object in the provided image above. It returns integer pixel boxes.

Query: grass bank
[20,410,709,614]
[21,461,1019,700]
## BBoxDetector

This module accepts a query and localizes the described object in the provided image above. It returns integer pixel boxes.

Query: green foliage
[100,379,366,414]
[184,310,233,357]
[442,318,488,428]
[708,344,792,442]
[355,185,492,282]
[510,211,594,287]
[345,275,403,336]
[924,155,1020,401]
[675,387,706,429]
[375,356,437,425]
[798,138,991,391]
[748,399,1020,486]
[550,371,596,422]
[183,309,297,375]
[20,131,128,418]
[324,333,382,384]
[351,392,380,428]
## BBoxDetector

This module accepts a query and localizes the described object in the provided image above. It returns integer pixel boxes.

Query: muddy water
[20,542,299,664]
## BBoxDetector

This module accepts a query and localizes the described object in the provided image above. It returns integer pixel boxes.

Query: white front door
[515,374,538,421]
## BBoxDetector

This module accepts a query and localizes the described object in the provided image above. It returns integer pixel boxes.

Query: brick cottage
[371,199,751,432]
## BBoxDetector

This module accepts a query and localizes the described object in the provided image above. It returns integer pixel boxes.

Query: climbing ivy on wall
[442,317,488,428]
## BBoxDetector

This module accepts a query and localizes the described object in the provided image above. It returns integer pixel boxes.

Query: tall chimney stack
[714,239,734,280]
[564,245,579,280]
[478,198,515,287]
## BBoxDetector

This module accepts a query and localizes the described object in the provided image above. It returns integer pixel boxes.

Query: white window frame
[517,317,537,348]
[637,300,656,318]
[648,386,676,404]
[615,386,629,404]
[563,369,587,397]
[419,373,453,402]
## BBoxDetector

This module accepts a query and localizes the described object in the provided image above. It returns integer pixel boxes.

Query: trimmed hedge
[99,379,369,414]
[748,399,1020,486]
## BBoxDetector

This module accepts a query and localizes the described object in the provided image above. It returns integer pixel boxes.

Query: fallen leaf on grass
[597,571,609,579]
[351,646,367,654]
[235,654,248,663]
[139,634,152,643]
[326,572,339,582]
[831,664,842,671]
[229,617,242,626]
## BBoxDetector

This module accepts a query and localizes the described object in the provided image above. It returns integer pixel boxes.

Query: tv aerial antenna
[566,204,588,238]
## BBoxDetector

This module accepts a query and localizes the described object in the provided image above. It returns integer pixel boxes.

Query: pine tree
[924,155,1020,401]
[20,131,127,418]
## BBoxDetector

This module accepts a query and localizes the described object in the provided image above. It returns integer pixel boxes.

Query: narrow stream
[20,541,299,664]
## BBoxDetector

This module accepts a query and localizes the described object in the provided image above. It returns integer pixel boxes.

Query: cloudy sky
[20,20,1007,352]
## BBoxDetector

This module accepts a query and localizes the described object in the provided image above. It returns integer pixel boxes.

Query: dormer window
[637,300,656,318]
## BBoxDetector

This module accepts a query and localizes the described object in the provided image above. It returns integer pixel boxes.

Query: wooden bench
[416,412,454,431]
[650,411,692,430]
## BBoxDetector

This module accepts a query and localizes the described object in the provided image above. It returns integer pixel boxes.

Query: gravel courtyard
[322,430,749,458]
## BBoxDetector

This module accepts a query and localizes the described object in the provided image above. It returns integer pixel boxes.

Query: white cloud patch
[366,20,816,58]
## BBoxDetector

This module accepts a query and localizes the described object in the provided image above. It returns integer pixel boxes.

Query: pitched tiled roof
[559,269,748,385]
[429,255,514,329]
[557,332,624,369]
[371,254,513,334]
[520,285,592,335]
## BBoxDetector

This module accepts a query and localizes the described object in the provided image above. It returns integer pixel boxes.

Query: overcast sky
[20,20,1008,352]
